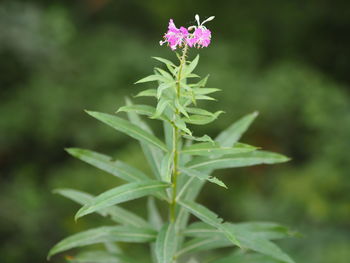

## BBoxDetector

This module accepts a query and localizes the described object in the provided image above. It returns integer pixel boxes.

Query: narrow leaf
[155,223,178,263]
[48,226,156,259]
[192,88,220,95]
[117,104,170,122]
[86,111,168,152]
[135,89,157,98]
[135,74,165,84]
[188,151,290,171]
[152,57,176,67]
[180,167,227,188]
[183,111,224,125]
[66,148,148,182]
[66,250,136,263]
[182,142,256,156]
[160,152,173,183]
[178,200,240,247]
[184,222,295,263]
[147,197,163,230]
[75,180,169,220]
[183,55,199,76]
[54,188,150,227]
[216,111,259,147]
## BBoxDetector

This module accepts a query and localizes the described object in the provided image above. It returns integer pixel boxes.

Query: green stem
[170,45,188,222]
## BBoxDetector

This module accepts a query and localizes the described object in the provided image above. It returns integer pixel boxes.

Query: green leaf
[185,221,294,240]
[152,57,176,67]
[232,222,297,240]
[183,111,224,125]
[66,250,136,263]
[157,82,174,99]
[124,99,163,180]
[135,74,166,84]
[179,167,227,188]
[147,197,163,230]
[155,68,174,80]
[75,180,169,220]
[183,55,199,76]
[192,88,220,95]
[117,104,170,122]
[160,152,173,183]
[183,134,213,143]
[163,112,174,149]
[178,200,240,247]
[182,142,257,156]
[86,111,168,152]
[48,226,156,259]
[194,94,216,101]
[188,151,290,171]
[194,74,209,87]
[176,236,231,257]
[185,107,216,116]
[66,148,149,182]
[216,111,259,147]
[184,222,295,263]
[212,252,286,263]
[135,89,157,98]
[174,117,192,135]
[54,188,151,227]
[154,98,171,118]
[155,223,178,263]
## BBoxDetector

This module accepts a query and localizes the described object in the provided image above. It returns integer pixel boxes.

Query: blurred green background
[1,0,349,262]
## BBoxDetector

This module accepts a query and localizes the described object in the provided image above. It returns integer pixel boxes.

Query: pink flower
[187,27,211,48]
[160,15,214,50]
[160,19,189,50]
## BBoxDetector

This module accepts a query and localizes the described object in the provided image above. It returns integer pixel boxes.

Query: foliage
[48,40,295,262]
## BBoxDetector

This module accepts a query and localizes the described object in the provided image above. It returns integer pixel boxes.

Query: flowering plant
[48,15,296,263]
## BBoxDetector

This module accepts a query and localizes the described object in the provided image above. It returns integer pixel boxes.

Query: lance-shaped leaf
[54,188,151,228]
[215,111,259,147]
[135,89,157,98]
[48,226,156,259]
[155,223,178,263]
[157,82,174,99]
[135,74,167,84]
[184,222,295,241]
[183,222,295,263]
[183,111,224,125]
[66,148,149,182]
[75,180,169,220]
[185,107,217,116]
[178,200,240,247]
[176,236,231,257]
[155,68,174,81]
[147,197,163,231]
[192,88,221,95]
[66,250,137,263]
[117,104,170,122]
[179,167,227,188]
[160,152,173,183]
[152,57,176,76]
[187,151,290,171]
[182,142,257,156]
[183,55,199,76]
[152,56,176,67]
[212,252,287,263]
[86,111,168,152]
[125,99,163,180]
[183,134,213,143]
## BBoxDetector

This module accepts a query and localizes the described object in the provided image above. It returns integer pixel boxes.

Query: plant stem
[170,45,188,222]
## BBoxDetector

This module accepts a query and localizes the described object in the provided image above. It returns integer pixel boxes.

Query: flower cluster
[160,14,214,50]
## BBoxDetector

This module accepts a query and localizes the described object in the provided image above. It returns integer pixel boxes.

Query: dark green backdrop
[1,0,349,262]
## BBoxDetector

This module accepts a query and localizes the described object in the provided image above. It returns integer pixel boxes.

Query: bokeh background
[1,0,350,262]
